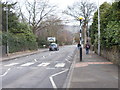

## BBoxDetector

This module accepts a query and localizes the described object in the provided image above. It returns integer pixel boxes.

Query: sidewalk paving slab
[68,49,118,89]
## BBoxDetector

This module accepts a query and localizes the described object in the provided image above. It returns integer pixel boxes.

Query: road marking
[0,68,11,77]
[34,59,37,62]
[65,59,71,63]
[46,67,55,70]
[55,63,65,68]
[21,62,34,66]
[68,56,71,58]
[37,63,50,67]
[49,69,68,88]
[4,63,19,66]
[42,56,45,58]
[49,77,57,88]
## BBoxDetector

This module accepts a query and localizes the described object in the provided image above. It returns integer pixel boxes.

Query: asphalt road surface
[0,45,76,88]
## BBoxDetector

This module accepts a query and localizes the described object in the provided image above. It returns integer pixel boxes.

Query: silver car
[49,43,59,51]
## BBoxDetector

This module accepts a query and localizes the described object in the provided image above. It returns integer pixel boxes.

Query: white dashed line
[4,63,19,66]
[55,63,65,68]
[37,63,50,67]
[65,59,71,63]
[21,62,35,66]
[34,59,37,62]
[68,56,72,59]
[46,67,55,70]
[0,68,11,77]
[42,56,45,58]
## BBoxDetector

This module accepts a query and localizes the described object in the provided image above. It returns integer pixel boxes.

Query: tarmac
[67,48,118,89]
[0,47,119,89]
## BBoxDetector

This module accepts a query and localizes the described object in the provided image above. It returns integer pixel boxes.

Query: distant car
[49,43,59,51]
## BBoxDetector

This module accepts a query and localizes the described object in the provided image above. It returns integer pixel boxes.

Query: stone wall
[93,46,120,65]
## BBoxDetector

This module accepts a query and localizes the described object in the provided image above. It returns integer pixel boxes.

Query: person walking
[77,43,81,49]
[85,43,90,54]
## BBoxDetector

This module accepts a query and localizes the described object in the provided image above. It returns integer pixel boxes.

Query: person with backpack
[85,43,90,54]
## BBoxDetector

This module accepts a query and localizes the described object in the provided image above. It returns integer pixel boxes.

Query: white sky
[2,0,113,25]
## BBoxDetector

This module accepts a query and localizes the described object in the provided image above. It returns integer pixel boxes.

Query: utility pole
[98,0,100,55]
[6,2,9,56]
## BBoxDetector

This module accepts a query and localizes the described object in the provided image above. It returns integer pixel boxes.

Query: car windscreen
[50,44,57,46]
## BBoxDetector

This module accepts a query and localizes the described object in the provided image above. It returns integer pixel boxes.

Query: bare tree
[63,0,96,44]
[16,0,57,34]
[37,15,73,45]
[37,15,63,40]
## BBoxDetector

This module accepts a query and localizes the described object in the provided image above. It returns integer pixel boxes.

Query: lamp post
[78,17,83,61]
[6,2,9,56]
[98,0,100,55]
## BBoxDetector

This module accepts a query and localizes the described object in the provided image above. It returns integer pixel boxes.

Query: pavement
[67,48,118,89]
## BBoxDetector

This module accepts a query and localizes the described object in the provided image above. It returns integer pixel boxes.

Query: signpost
[47,37,56,42]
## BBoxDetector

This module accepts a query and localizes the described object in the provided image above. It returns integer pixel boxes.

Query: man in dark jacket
[77,43,81,49]
[85,43,90,54]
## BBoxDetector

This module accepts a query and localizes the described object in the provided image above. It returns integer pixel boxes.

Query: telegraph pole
[98,0,100,55]
[6,2,9,56]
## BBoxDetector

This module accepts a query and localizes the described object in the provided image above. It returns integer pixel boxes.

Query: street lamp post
[6,2,9,56]
[78,17,83,61]
[98,0,100,55]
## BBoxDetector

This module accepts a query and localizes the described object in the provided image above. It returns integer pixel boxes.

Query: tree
[90,1,120,48]
[1,2,38,53]
[36,15,73,46]
[16,0,57,34]
[63,0,96,44]
[2,2,18,32]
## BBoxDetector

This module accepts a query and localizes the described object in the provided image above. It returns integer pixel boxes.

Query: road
[0,45,76,88]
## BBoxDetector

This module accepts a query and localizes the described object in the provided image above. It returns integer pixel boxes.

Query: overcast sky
[2,0,113,25]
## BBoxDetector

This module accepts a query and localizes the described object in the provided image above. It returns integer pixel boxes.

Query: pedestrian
[77,43,81,49]
[85,43,90,54]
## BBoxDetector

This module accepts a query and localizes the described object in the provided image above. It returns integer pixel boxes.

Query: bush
[104,21,120,47]
[2,32,38,53]
[37,37,49,48]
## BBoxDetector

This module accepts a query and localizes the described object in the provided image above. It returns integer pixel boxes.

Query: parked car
[49,43,59,51]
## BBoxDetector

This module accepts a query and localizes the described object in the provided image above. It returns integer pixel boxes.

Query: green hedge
[2,32,38,53]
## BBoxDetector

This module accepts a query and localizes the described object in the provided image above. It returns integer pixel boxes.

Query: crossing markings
[4,63,19,66]
[37,63,50,67]
[21,62,35,66]
[3,62,67,68]
[55,63,65,68]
